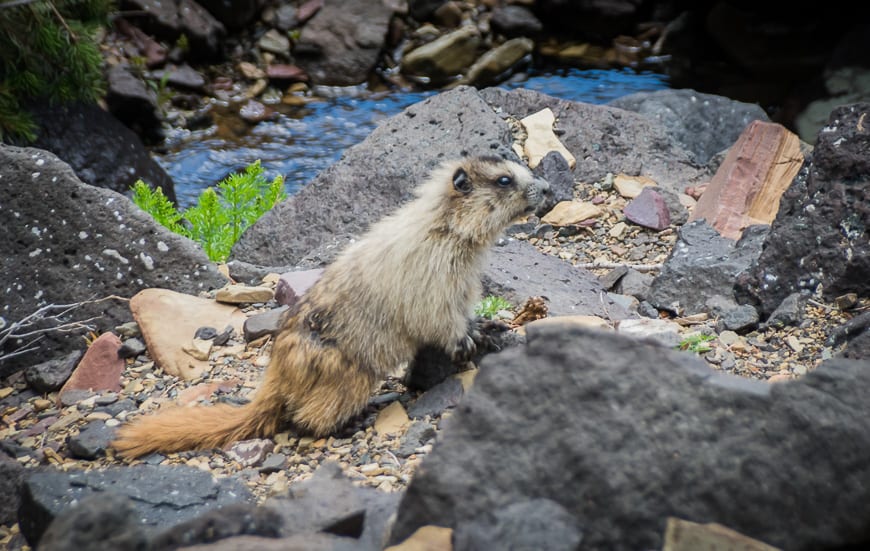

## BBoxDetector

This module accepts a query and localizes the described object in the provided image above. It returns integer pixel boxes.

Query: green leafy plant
[131,181,184,233]
[132,161,286,262]
[475,295,513,320]
[0,0,110,142]
[676,333,715,354]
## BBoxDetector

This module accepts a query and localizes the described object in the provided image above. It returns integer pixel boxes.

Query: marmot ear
[453,168,472,194]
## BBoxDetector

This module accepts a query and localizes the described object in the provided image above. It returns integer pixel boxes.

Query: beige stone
[385,525,453,551]
[526,315,613,332]
[182,338,213,361]
[402,26,480,79]
[453,367,479,392]
[215,284,275,304]
[541,201,601,226]
[663,517,781,551]
[613,173,657,198]
[374,401,410,436]
[520,108,576,169]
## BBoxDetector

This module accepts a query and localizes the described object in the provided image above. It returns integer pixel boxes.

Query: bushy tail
[112,389,285,459]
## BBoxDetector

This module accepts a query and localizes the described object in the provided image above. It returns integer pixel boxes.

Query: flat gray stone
[18,465,253,547]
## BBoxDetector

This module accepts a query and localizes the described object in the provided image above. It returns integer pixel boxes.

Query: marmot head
[422,156,550,246]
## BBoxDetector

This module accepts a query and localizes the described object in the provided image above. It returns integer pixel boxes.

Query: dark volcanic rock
[150,503,283,548]
[119,0,225,61]
[532,150,575,209]
[196,0,261,29]
[490,5,543,37]
[648,220,768,315]
[18,464,253,547]
[66,420,115,460]
[105,65,163,145]
[736,103,870,317]
[36,492,149,551]
[609,88,770,165]
[26,101,173,200]
[24,350,82,393]
[243,306,288,342]
[407,377,465,419]
[264,462,400,548]
[294,0,394,86]
[391,322,870,550]
[0,146,227,375]
[453,498,582,551]
[0,453,24,525]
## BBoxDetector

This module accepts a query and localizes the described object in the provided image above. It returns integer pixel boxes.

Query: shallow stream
[155,67,669,208]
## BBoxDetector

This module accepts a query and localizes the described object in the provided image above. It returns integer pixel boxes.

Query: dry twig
[0,295,127,362]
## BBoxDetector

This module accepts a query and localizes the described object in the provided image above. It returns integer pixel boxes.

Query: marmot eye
[496,175,513,187]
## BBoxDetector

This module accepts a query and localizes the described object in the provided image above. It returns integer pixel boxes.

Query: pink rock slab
[130,288,247,380]
[57,332,123,407]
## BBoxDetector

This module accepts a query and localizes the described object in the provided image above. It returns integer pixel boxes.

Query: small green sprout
[475,295,513,320]
[676,333,715,354]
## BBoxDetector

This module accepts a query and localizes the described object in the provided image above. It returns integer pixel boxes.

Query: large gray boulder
[0,146,227,375]
[231,86,513,265]
[391,323,870,550]
[608,88,770,165]
[484,238,631,319]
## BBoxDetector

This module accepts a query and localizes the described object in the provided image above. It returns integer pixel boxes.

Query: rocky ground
[0,170,863,549]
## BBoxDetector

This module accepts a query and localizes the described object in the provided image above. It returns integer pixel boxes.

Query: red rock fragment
[57,333,124,407]
[275,268,324,307]
[623,187,670,231]
[266,64,308,82]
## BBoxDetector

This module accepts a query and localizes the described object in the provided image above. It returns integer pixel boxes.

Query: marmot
[112,156,549,458]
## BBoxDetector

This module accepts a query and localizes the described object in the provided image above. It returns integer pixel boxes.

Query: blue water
[157,67,669,208]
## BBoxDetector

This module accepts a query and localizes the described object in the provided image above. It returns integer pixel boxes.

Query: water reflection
[156,67,668,208]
